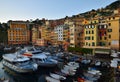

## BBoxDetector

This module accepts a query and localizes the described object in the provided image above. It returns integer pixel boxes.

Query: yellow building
[84,18,98,47]
[107,15,120,50]
[97,17,108,46]
[39,20,53,45]
[50,31,58,45]
[83,17,112,56]
[7,21,30,45]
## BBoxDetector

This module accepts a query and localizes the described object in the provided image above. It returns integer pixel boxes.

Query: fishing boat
[2,53,38,73]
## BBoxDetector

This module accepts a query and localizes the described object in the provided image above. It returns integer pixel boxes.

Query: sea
[0,51,56,82]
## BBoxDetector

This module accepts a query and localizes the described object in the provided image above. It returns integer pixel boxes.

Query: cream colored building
[107,15,120,50]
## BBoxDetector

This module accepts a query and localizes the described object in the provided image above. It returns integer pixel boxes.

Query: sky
[0,0,117,23]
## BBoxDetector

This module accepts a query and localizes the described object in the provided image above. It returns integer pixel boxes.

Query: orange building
[7,21,30,45]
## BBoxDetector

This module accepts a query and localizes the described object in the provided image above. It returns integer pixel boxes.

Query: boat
[50,73,66,80]
[95,61,101,66]
[81,59,91,64]
[61,65,76,76]
[45,76,60,82]
[4,46,12,51]
[84,68,102,81]
[31,53,57,67]
[67,62,79,69]
[2,53,38,73]
[23,46,42,54]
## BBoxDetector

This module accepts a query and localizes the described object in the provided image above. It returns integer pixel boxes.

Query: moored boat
[31,53,57,67]
[50,72,66,80]
[2,53,38,73]
[45,76,60,82]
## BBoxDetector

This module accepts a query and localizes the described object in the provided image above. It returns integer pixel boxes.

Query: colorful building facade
[7,21,30,45]
[107,15,120,50]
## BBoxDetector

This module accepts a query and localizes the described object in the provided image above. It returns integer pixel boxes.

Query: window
[113,17,115,20]
[89,43,90,46]
[99,25,101,29]
[108,29,112,32]
[92,25,94,28]
[85,36,90,40]
[104,31,106,35]
[94,21,96,23]
[109,35,111,39]
[92,30,94,34]
[89,31,90,34]
[89,25,91,28]
[86,26,88,28]
[104,25,107,28]
[92,42,95,46]
[92,36,94,40]
[88,37,91,40]
[104,37,107,40]
[108,23,111,26]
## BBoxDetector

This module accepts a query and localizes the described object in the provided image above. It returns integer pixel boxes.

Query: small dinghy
[50,73,66,80]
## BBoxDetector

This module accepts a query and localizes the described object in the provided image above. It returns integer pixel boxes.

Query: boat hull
[37,63,57,67]
[2,60,36,74]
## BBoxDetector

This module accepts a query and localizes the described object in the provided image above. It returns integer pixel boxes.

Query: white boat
[67,62,79,69]
[4,46,12,51]
[45,76,60,82]
[87,70,102,75]
[23,46,42,54]
[84,68,101,81]
[111,53,118,57]
[61,65,76,76]
[95,61,101,66]
[2,53,38,73]
[31,53,57,67]
[81,59,91,64]
[50,73,66,80]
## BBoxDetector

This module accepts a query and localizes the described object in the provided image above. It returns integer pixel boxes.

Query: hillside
[105,0,120,10]
[72,0,120,19]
